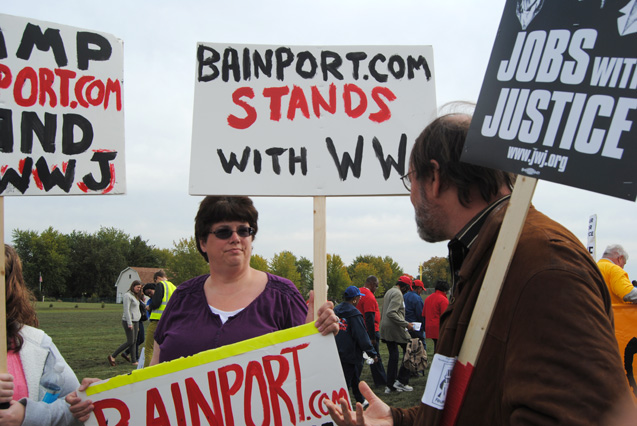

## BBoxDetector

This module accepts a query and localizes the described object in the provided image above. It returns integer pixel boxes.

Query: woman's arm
[122,293,132,327]
[150,340,161,366]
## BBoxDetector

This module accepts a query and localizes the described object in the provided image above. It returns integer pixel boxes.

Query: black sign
[462,0,637,201]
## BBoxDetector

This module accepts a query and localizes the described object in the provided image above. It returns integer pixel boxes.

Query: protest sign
[462,0,637,201]
[189,43,436,196]
[80,323,349,426]
[0,13,125,195]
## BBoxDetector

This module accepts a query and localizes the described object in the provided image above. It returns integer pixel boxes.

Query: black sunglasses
[209,226,255,240]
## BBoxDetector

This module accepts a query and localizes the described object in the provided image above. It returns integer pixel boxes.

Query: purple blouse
[154,273,308,362]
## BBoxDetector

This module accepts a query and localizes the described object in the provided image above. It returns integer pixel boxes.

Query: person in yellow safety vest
[143,270,176,367]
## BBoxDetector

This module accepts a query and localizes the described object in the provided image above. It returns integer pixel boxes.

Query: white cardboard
[189,43,436,196]
[0,13,125,195]
[80,324,349,426]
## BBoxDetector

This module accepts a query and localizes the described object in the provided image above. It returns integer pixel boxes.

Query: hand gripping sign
[79,324,349,426]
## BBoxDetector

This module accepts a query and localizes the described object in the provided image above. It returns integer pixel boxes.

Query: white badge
[422,353,456,409]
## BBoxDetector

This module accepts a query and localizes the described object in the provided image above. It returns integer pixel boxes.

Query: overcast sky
[3,0,637,282]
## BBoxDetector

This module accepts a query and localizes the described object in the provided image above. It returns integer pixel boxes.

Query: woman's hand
[324,381,393,426]
[65,377,101,422]
[306,290,339,336]
[0,400,25,426]
[0,373,14,403]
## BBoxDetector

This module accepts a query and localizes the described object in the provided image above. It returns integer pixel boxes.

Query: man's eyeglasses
[401,171,415,192]
[209,226,255,240]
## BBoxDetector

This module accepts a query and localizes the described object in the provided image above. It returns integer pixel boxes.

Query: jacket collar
[448,195,511,290]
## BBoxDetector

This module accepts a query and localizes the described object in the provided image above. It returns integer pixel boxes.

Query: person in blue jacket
[334,286,378,406]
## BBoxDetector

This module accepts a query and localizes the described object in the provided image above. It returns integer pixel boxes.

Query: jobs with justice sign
[462,0,637,201]
[0,13,125,196]
[189,43,436,196]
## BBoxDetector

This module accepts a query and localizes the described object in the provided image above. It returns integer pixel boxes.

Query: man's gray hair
[602,244,628,261]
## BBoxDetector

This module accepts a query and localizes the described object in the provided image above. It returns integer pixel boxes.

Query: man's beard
[414,190,447,243]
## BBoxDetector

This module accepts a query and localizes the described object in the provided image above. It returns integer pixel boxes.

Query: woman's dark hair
[410,109,513,207]
[195,196,259,262]
[5,244,38,351]
[435,279,450,292]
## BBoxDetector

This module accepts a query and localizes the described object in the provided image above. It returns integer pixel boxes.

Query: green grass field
[35,301,432,409]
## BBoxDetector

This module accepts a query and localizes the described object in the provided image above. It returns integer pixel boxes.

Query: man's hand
[324,381,393,426]
[66,377,101,422]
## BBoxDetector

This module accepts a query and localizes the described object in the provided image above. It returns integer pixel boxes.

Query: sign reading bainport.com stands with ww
[0,13,125,196]
[462,0,637,201]
[189,43,436,196]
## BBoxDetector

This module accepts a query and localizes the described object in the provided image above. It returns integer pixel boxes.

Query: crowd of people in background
[333,272,450,407]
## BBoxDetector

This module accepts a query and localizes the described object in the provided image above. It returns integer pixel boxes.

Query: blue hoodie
[334,301,377,365]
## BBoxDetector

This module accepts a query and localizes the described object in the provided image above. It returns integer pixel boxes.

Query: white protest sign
[587,213,597,259]
[81,324,349,426]
[0,13,125,195]
[189,44,436,196]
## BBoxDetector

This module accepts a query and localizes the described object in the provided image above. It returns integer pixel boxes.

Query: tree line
[11,227,451,302]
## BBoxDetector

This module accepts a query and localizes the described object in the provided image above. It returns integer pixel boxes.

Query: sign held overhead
[0,13,125,196]
[189,43,436,196]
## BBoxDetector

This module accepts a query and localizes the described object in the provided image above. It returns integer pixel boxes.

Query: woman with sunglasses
[150,196,338,364]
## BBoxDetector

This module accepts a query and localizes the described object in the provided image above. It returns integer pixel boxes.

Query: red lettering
[311,83,337,117]
[263,354,296,426]
[309,390,322,419]
[147,388,171,426]
[93,398,130,426]
[218,363,244,426]
[262,86,290,121]
[281,343,310,423]
[38,68,57,107]
[318,393,331,416]
[104,78,122,111]
[205,371,225,426]
[14,67,37,107]
[227,87,257,129]
[244,360,271,426]
[369,86,396,123]
[86,79,105,106]
[331,387,350,411]
[32,166,43,190]
[186,377,223,426]
[74,75,95,108]
[170,382,187,426]
[343,83,367,118]
[54,69,76,107]
[0,64,11,89]
[287,85,310,120]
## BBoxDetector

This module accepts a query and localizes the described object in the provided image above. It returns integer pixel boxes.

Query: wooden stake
[0,196,6,373]
[313,196,327,319]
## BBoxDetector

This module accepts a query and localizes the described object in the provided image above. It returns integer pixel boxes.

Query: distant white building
[114,267,161,303]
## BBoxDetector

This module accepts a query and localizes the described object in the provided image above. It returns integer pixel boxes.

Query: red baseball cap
[398,275,413,289]
[413,279,425,289]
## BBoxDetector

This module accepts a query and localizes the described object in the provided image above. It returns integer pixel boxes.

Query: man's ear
[429,159,441,198]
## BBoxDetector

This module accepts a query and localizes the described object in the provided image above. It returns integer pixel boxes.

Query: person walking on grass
[108,280,143,366]
[379,275,414,393]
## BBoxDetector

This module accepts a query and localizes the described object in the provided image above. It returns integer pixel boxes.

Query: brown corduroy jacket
[392,203,633,426]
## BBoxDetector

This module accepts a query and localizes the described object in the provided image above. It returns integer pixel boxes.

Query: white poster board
[80,324,349,426]
[189,44,436,196]
[0,13,125,195]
